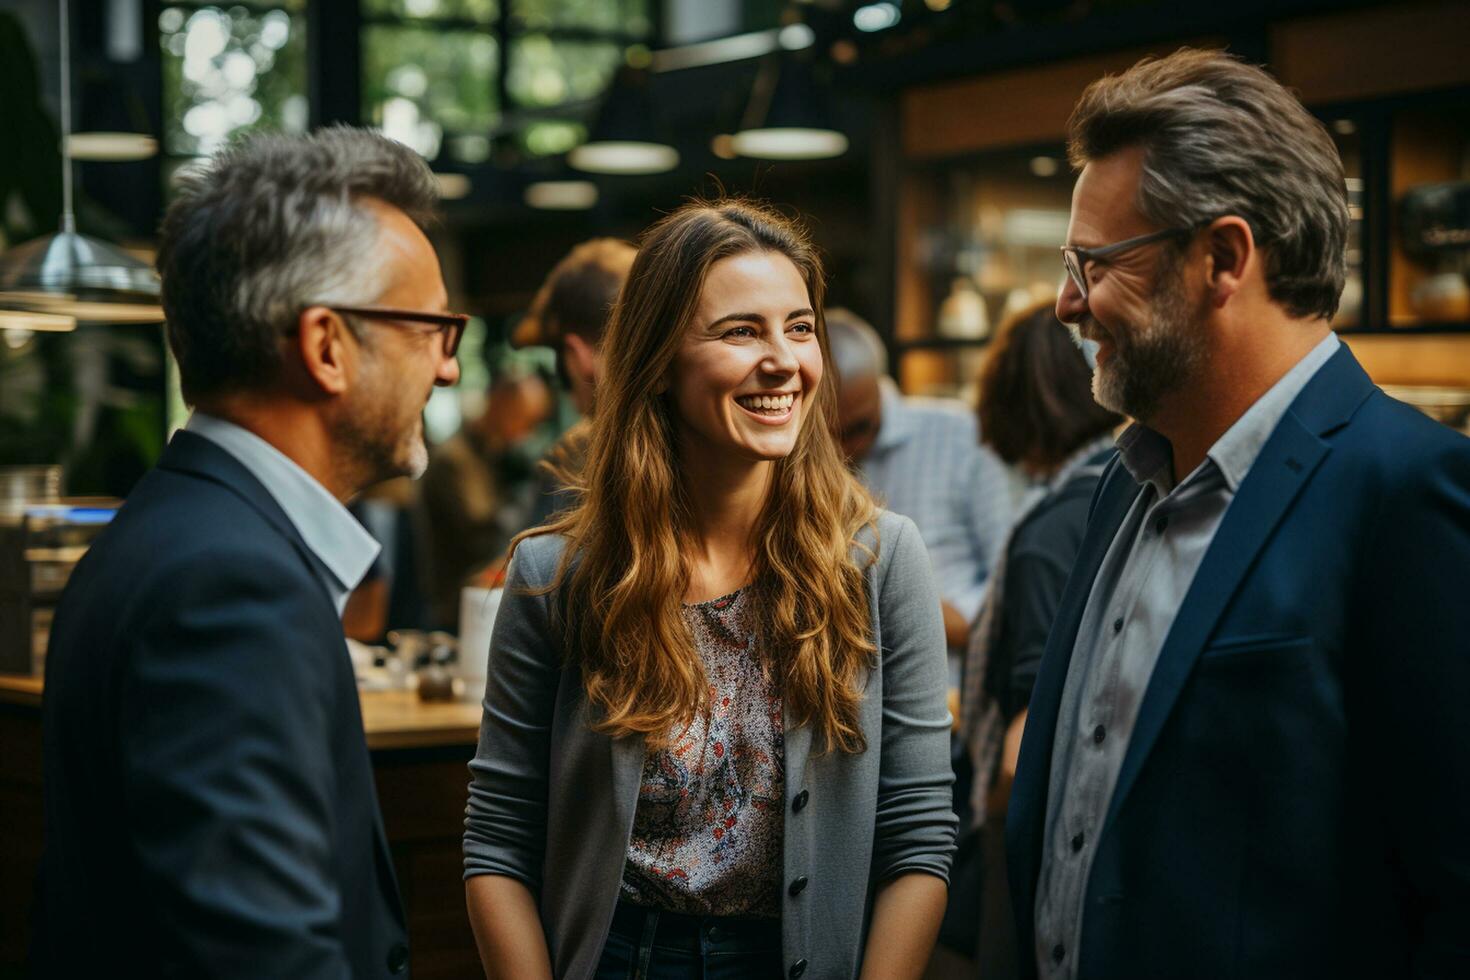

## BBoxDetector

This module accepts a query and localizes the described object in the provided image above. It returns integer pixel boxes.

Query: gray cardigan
[463,509,957,980]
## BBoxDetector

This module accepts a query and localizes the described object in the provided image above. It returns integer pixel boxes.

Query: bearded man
[1006,49,1470,979]
[36,128,462,977]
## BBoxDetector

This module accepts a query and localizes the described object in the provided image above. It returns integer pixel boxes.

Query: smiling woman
[669,249,822,469]
[464,199,957,980]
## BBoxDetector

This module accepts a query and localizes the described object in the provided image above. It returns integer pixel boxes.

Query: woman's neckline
[681,585,748,609]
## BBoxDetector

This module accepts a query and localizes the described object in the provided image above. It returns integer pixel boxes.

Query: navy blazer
[35,431,409,978]
[1006,346,1470,979]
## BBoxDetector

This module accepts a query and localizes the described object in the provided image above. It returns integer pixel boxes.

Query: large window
[361,0,653,165]
[159,0,308,163]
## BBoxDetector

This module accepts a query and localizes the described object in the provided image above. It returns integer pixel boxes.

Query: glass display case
[1390,99,1470,328]
[897,143,1074,401]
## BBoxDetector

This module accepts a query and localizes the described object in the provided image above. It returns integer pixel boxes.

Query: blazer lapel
[1009,460,1142,890]
[157,430,323,582]
[1100,344,1375,833]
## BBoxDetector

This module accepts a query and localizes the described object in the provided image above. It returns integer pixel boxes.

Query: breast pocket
[1196,632,1313,674]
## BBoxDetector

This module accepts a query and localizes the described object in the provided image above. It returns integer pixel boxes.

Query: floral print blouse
[619,587,785,918]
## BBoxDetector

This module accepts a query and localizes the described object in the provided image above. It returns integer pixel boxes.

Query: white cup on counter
[458,586,503,704]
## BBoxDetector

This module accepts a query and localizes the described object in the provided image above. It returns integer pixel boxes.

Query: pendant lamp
[567,67,679,176]
[0,0,163,323]
[732,55,848,161]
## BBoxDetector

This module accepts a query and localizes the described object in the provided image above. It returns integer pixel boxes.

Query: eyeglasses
[1059,227,1193,301]
[319,305,469,357]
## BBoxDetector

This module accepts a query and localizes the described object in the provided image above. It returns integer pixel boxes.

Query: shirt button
[1052,943,1066,964]
[386,942,409,974]
[1071,832,1085,853]
[1093,725,1106,744]
[790,958,809,978]
[792,789,809,813]
[1112,617,1124,634]
[789,875,809,897]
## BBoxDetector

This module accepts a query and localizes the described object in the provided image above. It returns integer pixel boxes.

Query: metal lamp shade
[0,231,163,323]
[568,68,679,176]
[732,57,848,161]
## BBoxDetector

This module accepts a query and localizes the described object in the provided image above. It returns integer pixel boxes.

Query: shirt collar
[1116,332,1341,497]
[1206,332,1340,491]
[184,413,380,613]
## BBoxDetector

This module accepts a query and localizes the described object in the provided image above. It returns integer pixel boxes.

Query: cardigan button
[792,789,809,813]
[788,875,809,897]
[789,958,808,978]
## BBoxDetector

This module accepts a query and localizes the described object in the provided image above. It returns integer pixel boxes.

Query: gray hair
[1067,48,1349,321]
[824,307,888,383]
[157,126,438,403]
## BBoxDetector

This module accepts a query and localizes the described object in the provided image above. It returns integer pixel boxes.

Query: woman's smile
[734,390,800,423]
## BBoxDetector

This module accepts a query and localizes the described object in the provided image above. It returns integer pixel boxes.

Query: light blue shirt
[185,413,380,615]
[1034,331,1341,979]
[859,379,1013,624]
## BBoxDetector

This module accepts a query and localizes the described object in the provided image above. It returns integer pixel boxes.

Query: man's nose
[435,350,461,387]
[1057,273,1088,326]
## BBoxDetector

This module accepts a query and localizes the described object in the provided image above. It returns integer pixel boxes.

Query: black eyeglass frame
[309,304,469,357]
[1059,226,1195,301]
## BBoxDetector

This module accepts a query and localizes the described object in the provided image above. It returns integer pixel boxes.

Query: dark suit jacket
[35,431,410,978]
[1006,346,1470,979]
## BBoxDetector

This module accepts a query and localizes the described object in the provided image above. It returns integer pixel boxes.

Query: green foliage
[362,0,497,23]
[362,25,499,159]
[510,0,651,35]
[159,4,308,158]
[507,36,623,109]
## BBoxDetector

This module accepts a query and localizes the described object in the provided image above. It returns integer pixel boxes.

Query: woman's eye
[789,322,815,334]
[725,325,756,339]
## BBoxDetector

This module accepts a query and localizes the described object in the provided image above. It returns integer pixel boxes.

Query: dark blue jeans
[594,901,784,980]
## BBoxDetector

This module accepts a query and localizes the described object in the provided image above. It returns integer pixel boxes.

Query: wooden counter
[0,672,484,980]
[0,673,483,749]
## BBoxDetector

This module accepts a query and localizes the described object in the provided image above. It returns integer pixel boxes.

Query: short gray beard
[330,350,429,490]
[1091,267,1207,422]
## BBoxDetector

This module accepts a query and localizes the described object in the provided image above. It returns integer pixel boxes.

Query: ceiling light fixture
[731,56,848,161]
[433,173,472,200]
[853,2,902,32]
[0,0,162,323]
[0,309,77,332]
[524,180,599,211]
[65,132,158,161]
[567,68,679,176]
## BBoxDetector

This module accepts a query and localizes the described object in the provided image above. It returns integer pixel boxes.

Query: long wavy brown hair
[513,198,879,753]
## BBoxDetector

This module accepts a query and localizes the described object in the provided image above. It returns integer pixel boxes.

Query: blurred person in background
[420,363,554,630]
[464,199,956,980]
[342,476,432,643]
[826,308,1013,653]
[930,300,1119,980]
[36,127,461,977]
[1009,49,1470,979]
[513,237,636,525]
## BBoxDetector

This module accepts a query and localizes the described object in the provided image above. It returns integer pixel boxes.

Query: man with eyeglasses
[36,127,461,978]
[1006,50,1470,979]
